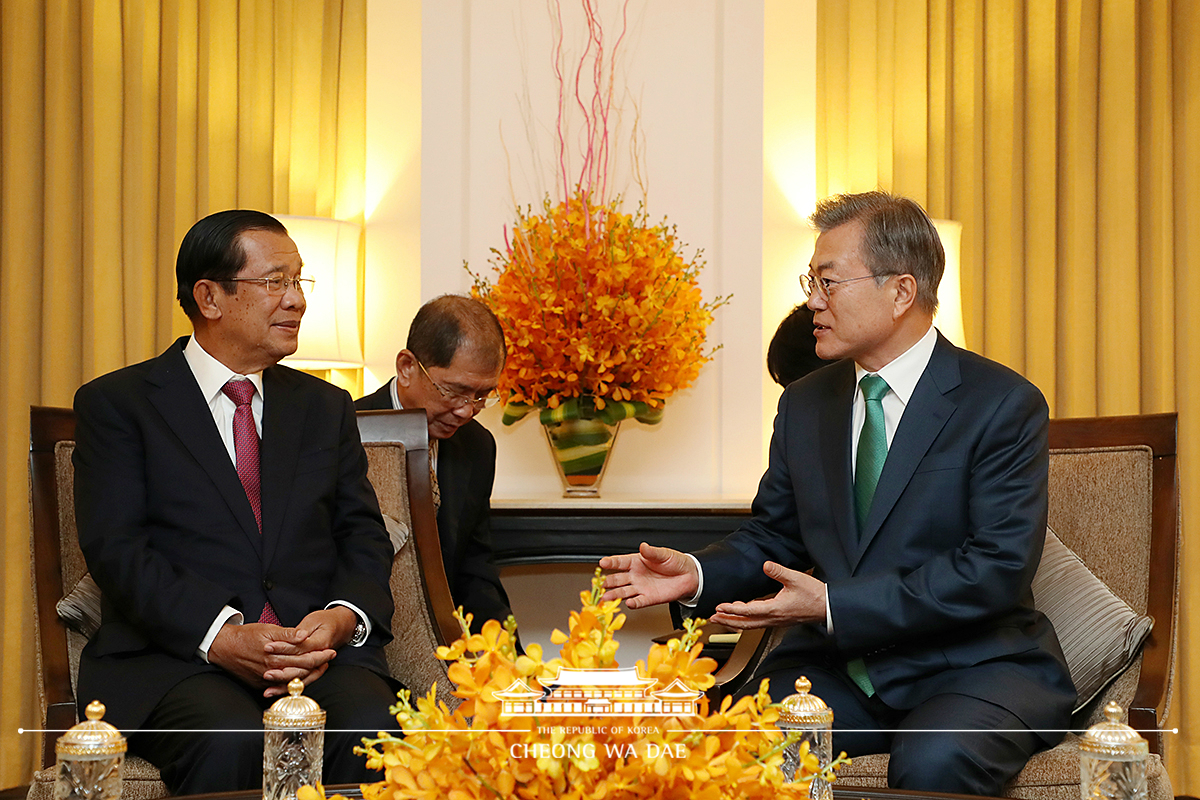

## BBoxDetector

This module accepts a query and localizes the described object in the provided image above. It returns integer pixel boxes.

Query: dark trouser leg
[128,672,264,795]
[734,659,893,758]
[888,693,1044,796]
[301,664,403,785]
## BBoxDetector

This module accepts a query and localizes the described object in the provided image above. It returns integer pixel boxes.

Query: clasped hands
[207,606,358,698]
[599,542,826,627]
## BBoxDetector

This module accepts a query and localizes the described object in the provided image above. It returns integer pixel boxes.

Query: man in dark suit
[601,192,1075,795]
[73,210,398,794]
[355,294,514,632]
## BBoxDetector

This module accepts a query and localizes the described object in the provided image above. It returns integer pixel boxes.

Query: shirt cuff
[326,600,372,646]
[825,584,833,633]
[198,605,244,662]
[678,553,705,608]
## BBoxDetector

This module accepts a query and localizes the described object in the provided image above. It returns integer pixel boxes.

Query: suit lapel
[146,339,263,552]
[818,363,859,560]
[259,366,305,565]
[853,335,961,567]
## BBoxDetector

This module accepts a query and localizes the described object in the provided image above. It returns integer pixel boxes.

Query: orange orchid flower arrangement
[468,1,727,431]
[301,572,846,800]
[473,192,727,429]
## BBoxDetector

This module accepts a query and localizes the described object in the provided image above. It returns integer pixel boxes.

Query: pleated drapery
[0,0,366,785]
[816,0,1197,791]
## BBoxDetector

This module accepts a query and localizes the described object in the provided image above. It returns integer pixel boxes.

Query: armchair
[26,406,459,800]
[709,413,1179,800]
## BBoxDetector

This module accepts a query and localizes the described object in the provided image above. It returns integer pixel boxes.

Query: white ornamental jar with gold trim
[55,700,125,800]
[263,679,326,800]
[777,676,834,797]
[1080,702,1149,800]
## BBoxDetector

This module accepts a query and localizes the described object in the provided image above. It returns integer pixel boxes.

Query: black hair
[767,304,826,387]
[407,294,506,370]
[175,209,288,319]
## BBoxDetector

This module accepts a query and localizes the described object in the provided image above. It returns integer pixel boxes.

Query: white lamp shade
[275,215,364,368]
[931,219,965,348]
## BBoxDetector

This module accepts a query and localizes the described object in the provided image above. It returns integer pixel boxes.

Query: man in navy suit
[73,210,398,794]
[355,295,514,632]
[601,192,1075,795]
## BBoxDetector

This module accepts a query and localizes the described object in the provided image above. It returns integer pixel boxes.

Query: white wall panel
[421,0,761,499]
[367,0,816,500]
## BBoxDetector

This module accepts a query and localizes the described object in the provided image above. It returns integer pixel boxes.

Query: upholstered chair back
[361,441,458,706]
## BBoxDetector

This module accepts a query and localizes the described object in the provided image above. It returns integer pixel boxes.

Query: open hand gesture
[599,542,700,609]
[708,561,826,629]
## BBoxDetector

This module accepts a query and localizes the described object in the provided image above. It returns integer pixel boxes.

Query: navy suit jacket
[355,383,514,629]
[694,333,1075,742]
[74,338,394,730]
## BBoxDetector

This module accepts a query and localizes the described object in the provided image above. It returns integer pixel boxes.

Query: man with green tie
[601,191,1075,796]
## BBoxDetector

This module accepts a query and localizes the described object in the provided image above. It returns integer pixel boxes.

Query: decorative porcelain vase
[541,416,621,497]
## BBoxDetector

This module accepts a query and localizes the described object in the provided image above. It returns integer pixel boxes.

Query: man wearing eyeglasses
[601,192,1074,795]
[73,210,398,794]
[356,294,515,634]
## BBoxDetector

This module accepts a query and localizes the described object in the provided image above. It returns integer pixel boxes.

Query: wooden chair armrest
[706,627,768,702]
[43,702,78,766]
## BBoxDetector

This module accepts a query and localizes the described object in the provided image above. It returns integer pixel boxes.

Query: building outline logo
[495,666,703,718]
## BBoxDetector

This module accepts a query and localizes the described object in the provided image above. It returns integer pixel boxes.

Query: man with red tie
[73,210,397,794]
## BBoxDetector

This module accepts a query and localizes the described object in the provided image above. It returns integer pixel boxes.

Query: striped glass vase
[541,416,622,497]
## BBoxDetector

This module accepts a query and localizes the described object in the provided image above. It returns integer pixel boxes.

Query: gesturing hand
[708,561,827,629]
[599,542,700,609]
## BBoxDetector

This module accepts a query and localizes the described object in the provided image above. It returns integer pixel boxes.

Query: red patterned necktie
[220,379,281,626]
[429,439,441,513]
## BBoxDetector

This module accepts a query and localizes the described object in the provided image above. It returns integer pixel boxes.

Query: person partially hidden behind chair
[601,191,1075,796]
[73,210,399,795]
[355,294,516,633]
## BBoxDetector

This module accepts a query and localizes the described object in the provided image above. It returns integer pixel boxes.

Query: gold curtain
[817,0,1197,790]
[0,0,366,786]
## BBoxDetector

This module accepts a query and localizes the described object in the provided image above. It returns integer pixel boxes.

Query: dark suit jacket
[355,383,514,629]
[73,338,394,730]
[694,333,1075,742]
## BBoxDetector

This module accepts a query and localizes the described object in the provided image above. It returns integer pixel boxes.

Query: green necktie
[847,373,890,697]
[854,374,891,534]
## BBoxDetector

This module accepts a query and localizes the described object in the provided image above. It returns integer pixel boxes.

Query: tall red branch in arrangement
[550,0,629,209]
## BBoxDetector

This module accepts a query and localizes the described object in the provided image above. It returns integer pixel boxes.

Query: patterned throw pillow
[1032,526,1154,712]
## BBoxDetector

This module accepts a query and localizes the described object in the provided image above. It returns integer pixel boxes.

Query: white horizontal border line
[19,727,1182,735]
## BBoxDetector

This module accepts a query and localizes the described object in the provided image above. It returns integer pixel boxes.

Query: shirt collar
[854,324,938,406]
[184,335,265,402]
[388,375,403,410]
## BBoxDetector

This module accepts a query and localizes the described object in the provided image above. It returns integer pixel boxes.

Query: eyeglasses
[799,272,882,300]
[226,275,315,295]
[415,357,501,410]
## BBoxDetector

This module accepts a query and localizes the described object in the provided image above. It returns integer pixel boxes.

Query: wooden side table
[489,494,753,567]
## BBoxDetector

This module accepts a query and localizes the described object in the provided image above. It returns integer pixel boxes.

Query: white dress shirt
[683,325,939,633]
[183,336,370,660]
